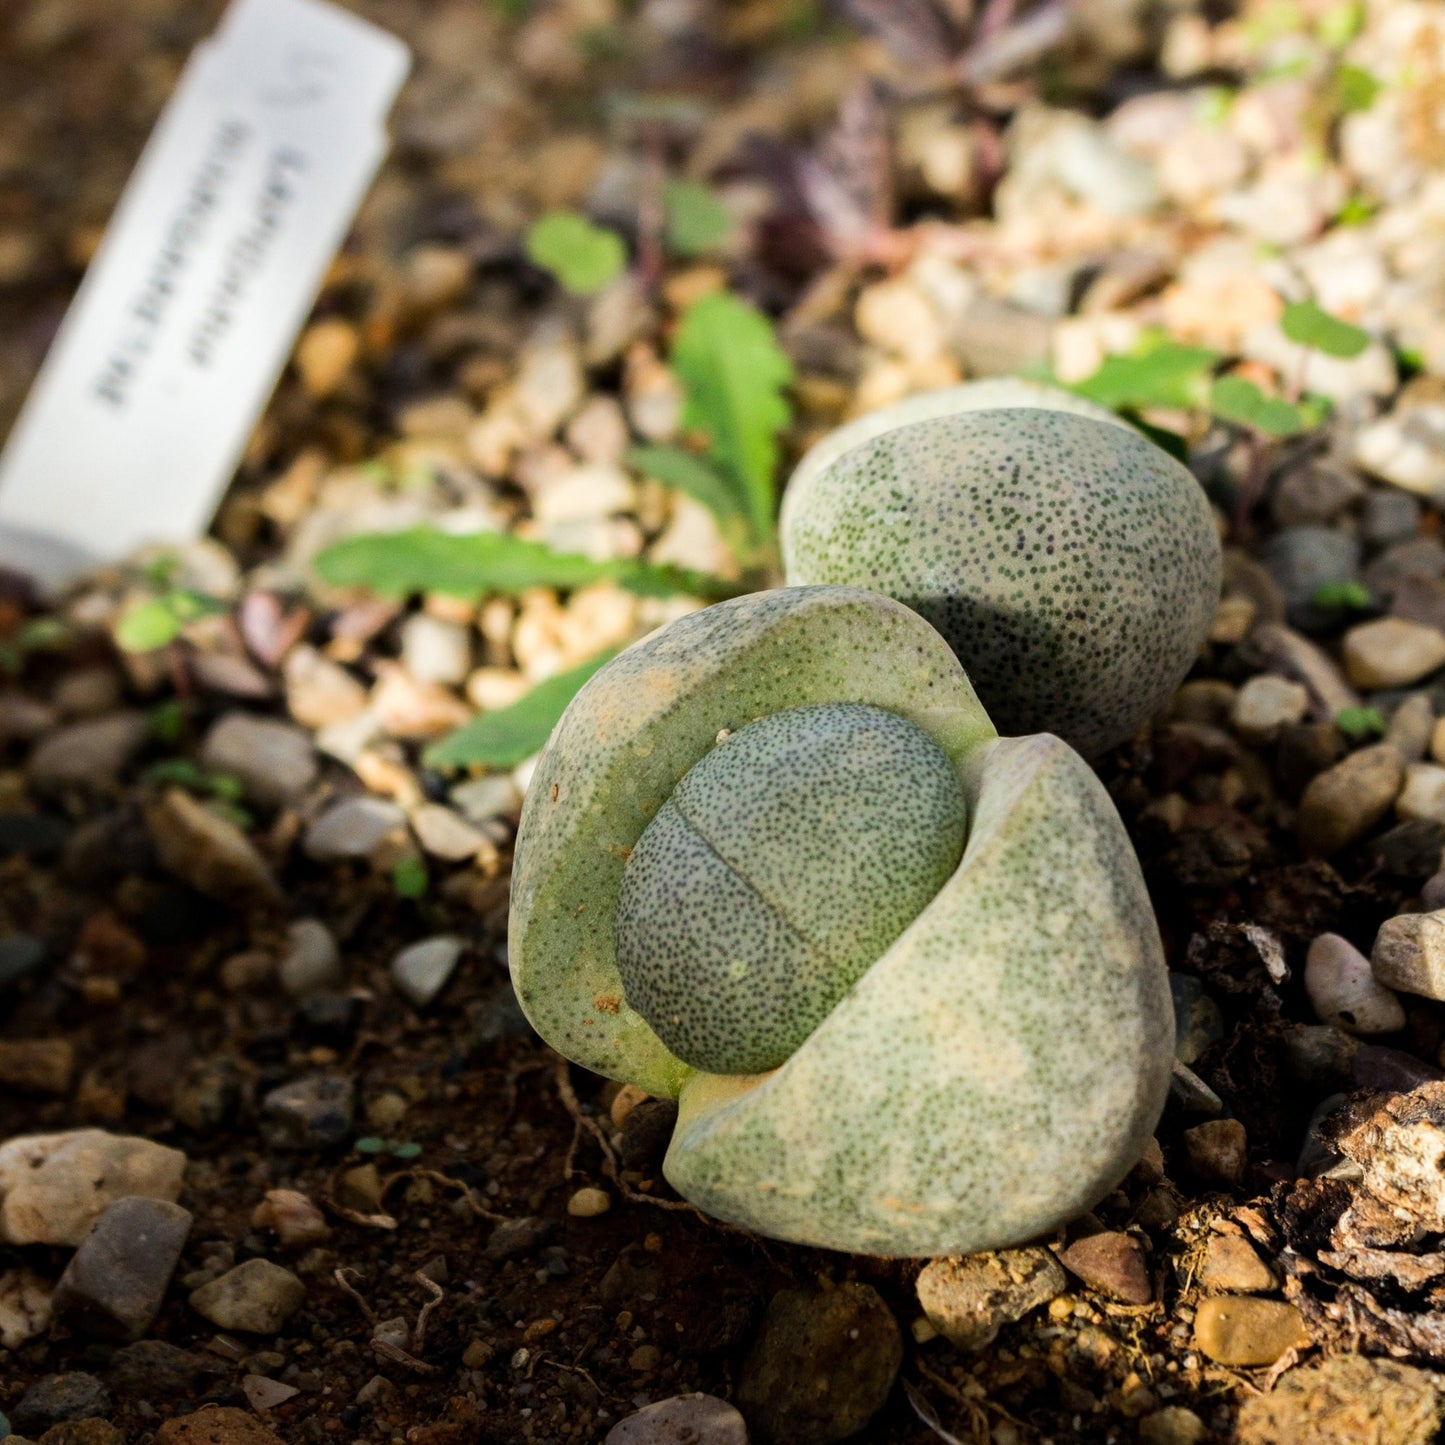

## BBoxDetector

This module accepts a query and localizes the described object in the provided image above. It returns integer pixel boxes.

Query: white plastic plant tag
[0,0,410,591]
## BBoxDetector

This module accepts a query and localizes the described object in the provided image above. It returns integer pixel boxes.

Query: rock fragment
[201,713,318,808]
[1306,932,1407,1034]
[1198,1234,1275,1294]
[188,1259,305,1334]
[155,1406,285,1445]
[53,1197,192,1340]
[1058,1231,1152,1304]
[143,788,281,907]
[1343,618,1445,690]
[10,1376,111,1437]
[1373,912,1445,1001]
[915,1249,1065,1350]
[0,1131,187,1247]
[1297,743,1404,857]
[737,1283,901,1445]
[390,935,463,1007]
[605,1395,749,1445]
[27,714,148,793]
[1182,1118,1247,1185]
[1236,1353,1445,1444]
[258,1076,354,1150]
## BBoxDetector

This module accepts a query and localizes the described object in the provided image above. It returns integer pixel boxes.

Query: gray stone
[10,1376,110,1436]
[188,1259,305,1334]
[737,1284,901,1445]
[1261,527,1361,631]
[1363,490,1423,549]
[278,919,343,998]
[258,1076,354,1150]
[390,936,464,1009]
[1373,911,1445,1001]
[1270,462,1365,527]
[0,934,46,990]
[1387,693,1435,762]
[201,714,318,808]
[302,796,406,862]
[1247,623,1360,720]
[1356,401,1445,499]
[1297,743,1404,857]
[27,713,148,792]
[915,1249,1064,1351]
[143,789,281,907]
[53,1197,192,1340]
[1306,933,1406,1035]
[450,774,521,822]
[105,1340,206,1399]
[606,1395,748,1445]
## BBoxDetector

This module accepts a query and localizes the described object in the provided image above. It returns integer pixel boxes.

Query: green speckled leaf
[507,586,996,1098]
[664,733,1173,1256]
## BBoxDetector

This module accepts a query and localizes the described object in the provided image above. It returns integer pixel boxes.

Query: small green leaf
[1281,300,1370,359]
[1318,0,1366,46]
[664,180,731,257]
[671,293,793,546]
[1336,705,1387,741]
[149,699,187,746]
[1312,580,1372,611]
[524,211,627,296]
[115,598,184,653]
[314,527,729,603]
[1071,339,1220,412]
[18,618,69,653]
[145,759,209,791]
[627,444,751,543]
[389,1141,423,1160]
[1335,62,1381,114]
[391,857,430,900]
[1210,375,1310,438]
[355,1136,388,1155]
[1335,193,1380,227]
[425,651,619,770]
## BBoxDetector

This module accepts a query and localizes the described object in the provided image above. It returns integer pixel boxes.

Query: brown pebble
[1183,1118,1248,1185]
[0,1039,75,1095]
[1193,1295,1308,1366]
[1199,1233,1275,1294]
[1058,1231,1152,1304]
[156,1406,285,1445]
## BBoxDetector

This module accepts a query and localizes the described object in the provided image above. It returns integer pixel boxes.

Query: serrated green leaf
[1071,340,1220,412]
[1210,375,1311,438]
[1281,300,1371,359]
[114,598,184,653]
[671,293,792,545]
[425,651,619,770]
[1335,62,1381,114]
[525,211,627,296]
[664,180,731,257]
[627,443,751,540]
[314,527,729,603]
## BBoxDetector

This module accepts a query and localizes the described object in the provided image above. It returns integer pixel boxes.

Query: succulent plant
[509,585,1173,1256]
[780,379,1222,756]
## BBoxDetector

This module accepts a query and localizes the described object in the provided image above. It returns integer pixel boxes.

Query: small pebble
[567,1187,611,1218]
[250,1190,329,1250]
[410,803,485,861]
[53,1197,192,1341]
[188,1260,305,1334]
[1372,911,1445,1001]
[143,789,280,907]
[1343,617,1445,690]
[1058,1231,1152,1304]
[1305,932,1407,1034]
[27,714,149,793]
[258,1076,355,1150]
[738,1283,901,1445]
[1229,675,1307,744]
[1387,693,1435,762]
[916,1249,1065,1351]
[1139,1406,1208,1445]
[1398,763,1445,824]
[605,1393,748,1445]
[10,1375,110,1436]
[1192,1296,1308,1366]
[302,795,406,862]
[1182,1118,1247,1185]
[278,919,343,999]
[1198,1234,1275,1294]
[1297,743,1404,857]
[0,1040,74,1095]
[156,1405,285,1445]
[201,714,318,808]
[400,615,471,687]
[390,935,464,1008]
[295,318,359,398]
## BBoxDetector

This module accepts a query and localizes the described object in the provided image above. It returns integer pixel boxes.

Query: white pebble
[1305,932,1406,1035]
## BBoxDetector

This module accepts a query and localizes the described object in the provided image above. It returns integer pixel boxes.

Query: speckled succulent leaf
[507,586,995,1097]
[783,379,1128,508]
[615,703,968,1075]
[663,733,1173,1256]
[781,383,1222,756]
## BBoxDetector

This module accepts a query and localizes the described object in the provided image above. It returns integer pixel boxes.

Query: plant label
[0,0,410,590]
